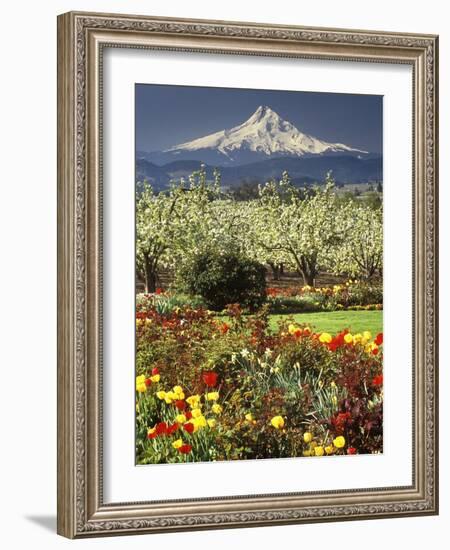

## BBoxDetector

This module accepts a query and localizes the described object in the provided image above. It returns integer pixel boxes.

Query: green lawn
[268,310,383,335]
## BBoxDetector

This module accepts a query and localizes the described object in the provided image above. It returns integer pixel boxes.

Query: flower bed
[136,301,383,464]
[266,280,383,314]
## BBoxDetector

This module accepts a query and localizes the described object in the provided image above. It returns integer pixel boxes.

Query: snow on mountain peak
[164,106,367,160]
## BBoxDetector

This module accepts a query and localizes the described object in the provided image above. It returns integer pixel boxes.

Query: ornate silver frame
[57,11,439,538]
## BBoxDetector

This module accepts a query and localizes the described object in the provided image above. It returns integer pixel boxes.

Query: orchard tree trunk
[268,261,282,281]
[143,254,157,293]
[297,254,317,287]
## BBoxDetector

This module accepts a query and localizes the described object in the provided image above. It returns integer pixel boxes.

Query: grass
[268,310,382,335]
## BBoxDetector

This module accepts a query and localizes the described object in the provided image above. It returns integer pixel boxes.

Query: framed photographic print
[57,11,439,538]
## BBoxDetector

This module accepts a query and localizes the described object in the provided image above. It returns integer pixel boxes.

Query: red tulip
[144,378,152,387]
[178,444,192,454]
[155,422,168,436]
[151,367,160,376]
[372,374,383,386]
[375,333,383,346]
[175,400,186,410]
[183,423,194,434]
[202,371,218,388]
[167,423,179,435]
[347,447,357,455]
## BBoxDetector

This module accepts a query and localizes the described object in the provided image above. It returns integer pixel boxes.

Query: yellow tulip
[333,436,346,448]
[288,324,297,335]
[212,403,223,415]
[135,375,147,393]
[192,408,203,419]
[175,414,187,424]
[207,418,217,428]
[245,413,254,422]
[270,415,285,429]
[303,432,312,443]
[192,415,207,429]
[172,438,183,449]
[186,395,201,408]
[325,445,334,455]
[319,332,332,344]
[156,391,166,400]
[365,342,379,354]
[206,392,220,401]
[344,333,353,344]
[314,446,325,456]
[150,374,160,383]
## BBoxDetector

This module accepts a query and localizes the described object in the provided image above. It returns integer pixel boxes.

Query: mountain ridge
[136,154,382,192]
[141,105,372,167]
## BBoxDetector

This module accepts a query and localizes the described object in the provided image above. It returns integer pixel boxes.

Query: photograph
[134,84,384,465]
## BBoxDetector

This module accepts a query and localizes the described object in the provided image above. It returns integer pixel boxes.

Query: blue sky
[136,84,383,154]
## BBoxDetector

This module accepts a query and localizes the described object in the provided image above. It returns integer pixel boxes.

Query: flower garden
[136,294,383,464]
[135,167,383,464]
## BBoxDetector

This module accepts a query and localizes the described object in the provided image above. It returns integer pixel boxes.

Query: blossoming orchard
[135,166,383,463]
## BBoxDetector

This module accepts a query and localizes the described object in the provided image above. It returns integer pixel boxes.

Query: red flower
[347,447,357,455]
[151,367,160,376]
[175,400,186,410]
[375,333,383,346]
[372,374,383,386]
[147,431,157,439]
[167,423,179,435]
[219,322,230,334]
[372,348,379,356]
[332,412,352,432]
[155,422,168,436]
[185,411,192,420]
[183,423,194,434]
[144,378,152,387]
[155,288,163,295]
[202,371,218,388]
[178,444,192,454]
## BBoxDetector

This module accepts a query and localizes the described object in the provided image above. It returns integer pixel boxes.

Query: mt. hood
[142,105,369,166]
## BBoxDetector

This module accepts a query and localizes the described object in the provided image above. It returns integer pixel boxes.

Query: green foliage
[177,250,267,311]
[268,294,325,314]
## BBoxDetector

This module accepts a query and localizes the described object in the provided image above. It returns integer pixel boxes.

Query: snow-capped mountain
[143,106,368,167]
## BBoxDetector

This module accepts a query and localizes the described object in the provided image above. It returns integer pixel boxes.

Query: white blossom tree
[136,167,383,290]
[334,205,383,279]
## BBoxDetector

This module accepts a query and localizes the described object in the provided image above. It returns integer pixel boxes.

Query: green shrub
[268,295,323,314]
[178,250,267,311]
[332,282,383,308]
